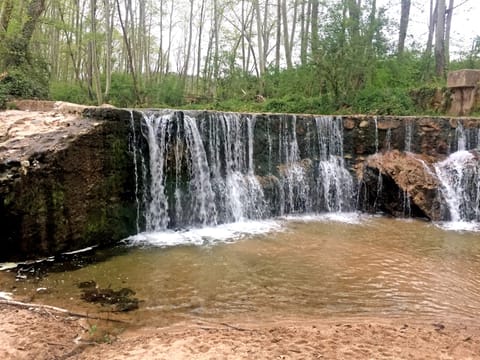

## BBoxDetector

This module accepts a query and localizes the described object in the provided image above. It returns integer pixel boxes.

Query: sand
[1,302,479,360]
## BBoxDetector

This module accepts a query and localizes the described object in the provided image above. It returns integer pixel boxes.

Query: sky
[381,0,480,56]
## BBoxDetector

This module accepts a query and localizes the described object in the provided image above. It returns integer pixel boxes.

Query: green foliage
[144,75,186,107]
[350,87,414,115]
[216,65,260,102]
[0,35,50,103]
[0,38,29,69]
[263,95,334,114]
[369,53,427,89]
[264,65,322,99]
[107,73,138,107]
[50,81,90,104]
[0,89,6,109]
[0,67,49,100]
[312,0,388,105]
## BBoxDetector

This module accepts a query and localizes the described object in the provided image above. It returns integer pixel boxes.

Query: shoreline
[1,302,479,359]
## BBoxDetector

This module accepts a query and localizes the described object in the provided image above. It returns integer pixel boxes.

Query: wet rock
[79,282,139,312]
[343,118,356,130]
[78,280,97,289]
[0,107,141,261]
[359,150,445,220]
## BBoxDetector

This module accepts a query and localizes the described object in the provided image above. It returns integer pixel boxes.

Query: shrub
[50,81,90,104]
[0,67,49,99]
[144,75,185,107]
[351,87,415,115]
[263,94,334,114]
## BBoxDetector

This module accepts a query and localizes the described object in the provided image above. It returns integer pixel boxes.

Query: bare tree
[444,0,454,65]
[115,0,141,103]
[397,0,411,56]
[88,0,103,104]
[310,0,319,60]
[435,0,446,77]
[253,0,266,77]
[281,0,293,68]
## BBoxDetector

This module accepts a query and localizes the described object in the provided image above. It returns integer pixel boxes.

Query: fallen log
[0,299,129,324]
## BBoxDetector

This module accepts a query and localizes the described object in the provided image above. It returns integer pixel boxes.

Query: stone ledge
[447,69,480,88]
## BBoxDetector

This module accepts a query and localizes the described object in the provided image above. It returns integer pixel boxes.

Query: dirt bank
[1,302,479,360]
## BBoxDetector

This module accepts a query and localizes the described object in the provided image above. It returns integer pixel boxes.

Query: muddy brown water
[1,216,480,327]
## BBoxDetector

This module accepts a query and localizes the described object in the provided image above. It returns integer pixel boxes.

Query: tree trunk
[311,0,319,60]
[435,0,446,78]
[289,0,298,61]
[182,0,194,81]
[115,0,141,104]
[104,0,113,101]
[282,0,292,69]
[299,0,307,65]
[398,0,411,56]
[196,0,206,92]
[444,0,454,65]
[0,0,14,37]
[90,0,103,105]
[254,0,265,77]
[21,0,46,44]
[275,0,281,71]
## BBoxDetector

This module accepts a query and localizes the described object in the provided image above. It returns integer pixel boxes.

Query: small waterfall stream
[434,123,480,225]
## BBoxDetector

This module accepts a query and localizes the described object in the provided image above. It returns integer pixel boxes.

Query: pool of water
[1,215,480,327]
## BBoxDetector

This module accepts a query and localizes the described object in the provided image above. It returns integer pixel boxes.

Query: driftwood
[0,299,128,323]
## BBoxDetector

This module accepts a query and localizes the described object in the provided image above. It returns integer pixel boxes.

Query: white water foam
[281,212,364,225]
[126,220,283,247]
[435,221,480,232]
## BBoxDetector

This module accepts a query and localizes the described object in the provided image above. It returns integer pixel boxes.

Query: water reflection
[1,216,480,327]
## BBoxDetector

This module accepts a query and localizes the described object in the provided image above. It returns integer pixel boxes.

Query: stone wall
[0,107,142,261]
[447,69,480,116]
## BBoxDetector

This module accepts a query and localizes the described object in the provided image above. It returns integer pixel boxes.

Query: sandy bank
[1,302,479,359]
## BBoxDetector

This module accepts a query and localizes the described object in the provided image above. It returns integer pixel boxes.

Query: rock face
[447,69,480,116]
[0,106,140,261]
[358,150,445,220]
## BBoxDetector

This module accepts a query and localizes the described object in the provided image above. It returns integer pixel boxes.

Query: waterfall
[131,111,355,233]
[278,115,310,214]
[404,120,413,152]
[315,116,354,212]
[434,122,480,224]
[139,111,218,230]
[202,113,266,222]
[434,151,480,222]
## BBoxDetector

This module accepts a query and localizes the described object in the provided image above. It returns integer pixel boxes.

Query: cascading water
[131,111,355,240]
[200,112,266,222]
[277,115,310,214]
[315,116,354,212]
[434,122,480,227]
[435,151,480,223]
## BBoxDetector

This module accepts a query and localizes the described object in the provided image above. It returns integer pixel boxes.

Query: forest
[0,0,479,114]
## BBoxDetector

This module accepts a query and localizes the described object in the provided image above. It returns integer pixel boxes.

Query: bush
[351,87,415,115]
[263,94,334,114]
[0,67,49,100]
[0,88,7,109]
[144,75,185,107]
[107,73,138,107]
[50,81,90,104]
